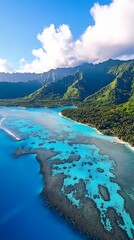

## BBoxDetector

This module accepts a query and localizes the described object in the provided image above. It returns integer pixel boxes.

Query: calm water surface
[0,106,134,240]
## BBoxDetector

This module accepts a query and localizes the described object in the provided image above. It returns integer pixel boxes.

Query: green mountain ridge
[19,59,127,105]
[24,74,76,106]
[0,66,79,99]
[0,80,42,99]
[85,60,134,106]
[0,59,131,102]
[0,59,133,145]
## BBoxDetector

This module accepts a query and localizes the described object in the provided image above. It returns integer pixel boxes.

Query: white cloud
[20,0,134,73]
[75,0,134,62]
[1,0,134,73]
[20,24,76,73]
[0,59,14,73]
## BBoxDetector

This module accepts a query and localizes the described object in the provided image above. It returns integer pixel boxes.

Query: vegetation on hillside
[62,101,134,146]
[0,81,42,99]
[0,59,133,146]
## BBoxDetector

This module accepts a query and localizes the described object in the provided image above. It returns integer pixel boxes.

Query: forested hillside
[0,59,133,145]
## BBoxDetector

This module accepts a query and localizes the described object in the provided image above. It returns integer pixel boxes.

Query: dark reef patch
[105,208,129,240]
[97,168,104,173]
[88,137,134,223]
[13,145,133,240]
[98,185,110,202]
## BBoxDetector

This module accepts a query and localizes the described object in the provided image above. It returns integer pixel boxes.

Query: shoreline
[59,111,134,153]
[0,117,21,141]
[114,137,134,153]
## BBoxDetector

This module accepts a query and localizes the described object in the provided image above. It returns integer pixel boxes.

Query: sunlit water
[0,106,134,240]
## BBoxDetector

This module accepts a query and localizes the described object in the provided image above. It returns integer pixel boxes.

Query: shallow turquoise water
[0,129,82,240]
[0,106,134,239]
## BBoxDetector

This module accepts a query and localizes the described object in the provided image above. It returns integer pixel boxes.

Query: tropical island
[0,59,134,240]
[0,59,134,146]
[1,1,134,240]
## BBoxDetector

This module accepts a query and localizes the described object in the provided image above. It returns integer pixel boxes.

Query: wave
[0,117,21,141]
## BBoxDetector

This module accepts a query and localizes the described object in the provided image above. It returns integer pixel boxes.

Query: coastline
[59,111,134,153]
[114,137,134,153]
[6,107,134,240]
[0,117,21,141]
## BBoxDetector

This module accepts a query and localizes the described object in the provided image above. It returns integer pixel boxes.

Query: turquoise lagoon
[0,106,134,240]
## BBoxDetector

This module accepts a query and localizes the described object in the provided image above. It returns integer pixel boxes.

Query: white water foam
[0,117,21,141]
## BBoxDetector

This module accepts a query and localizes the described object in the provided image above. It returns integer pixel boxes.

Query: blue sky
[0,0,134,73]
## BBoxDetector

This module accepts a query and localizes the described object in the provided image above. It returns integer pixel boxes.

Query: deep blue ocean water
[0,129,82,240]
[0,106,134,240]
